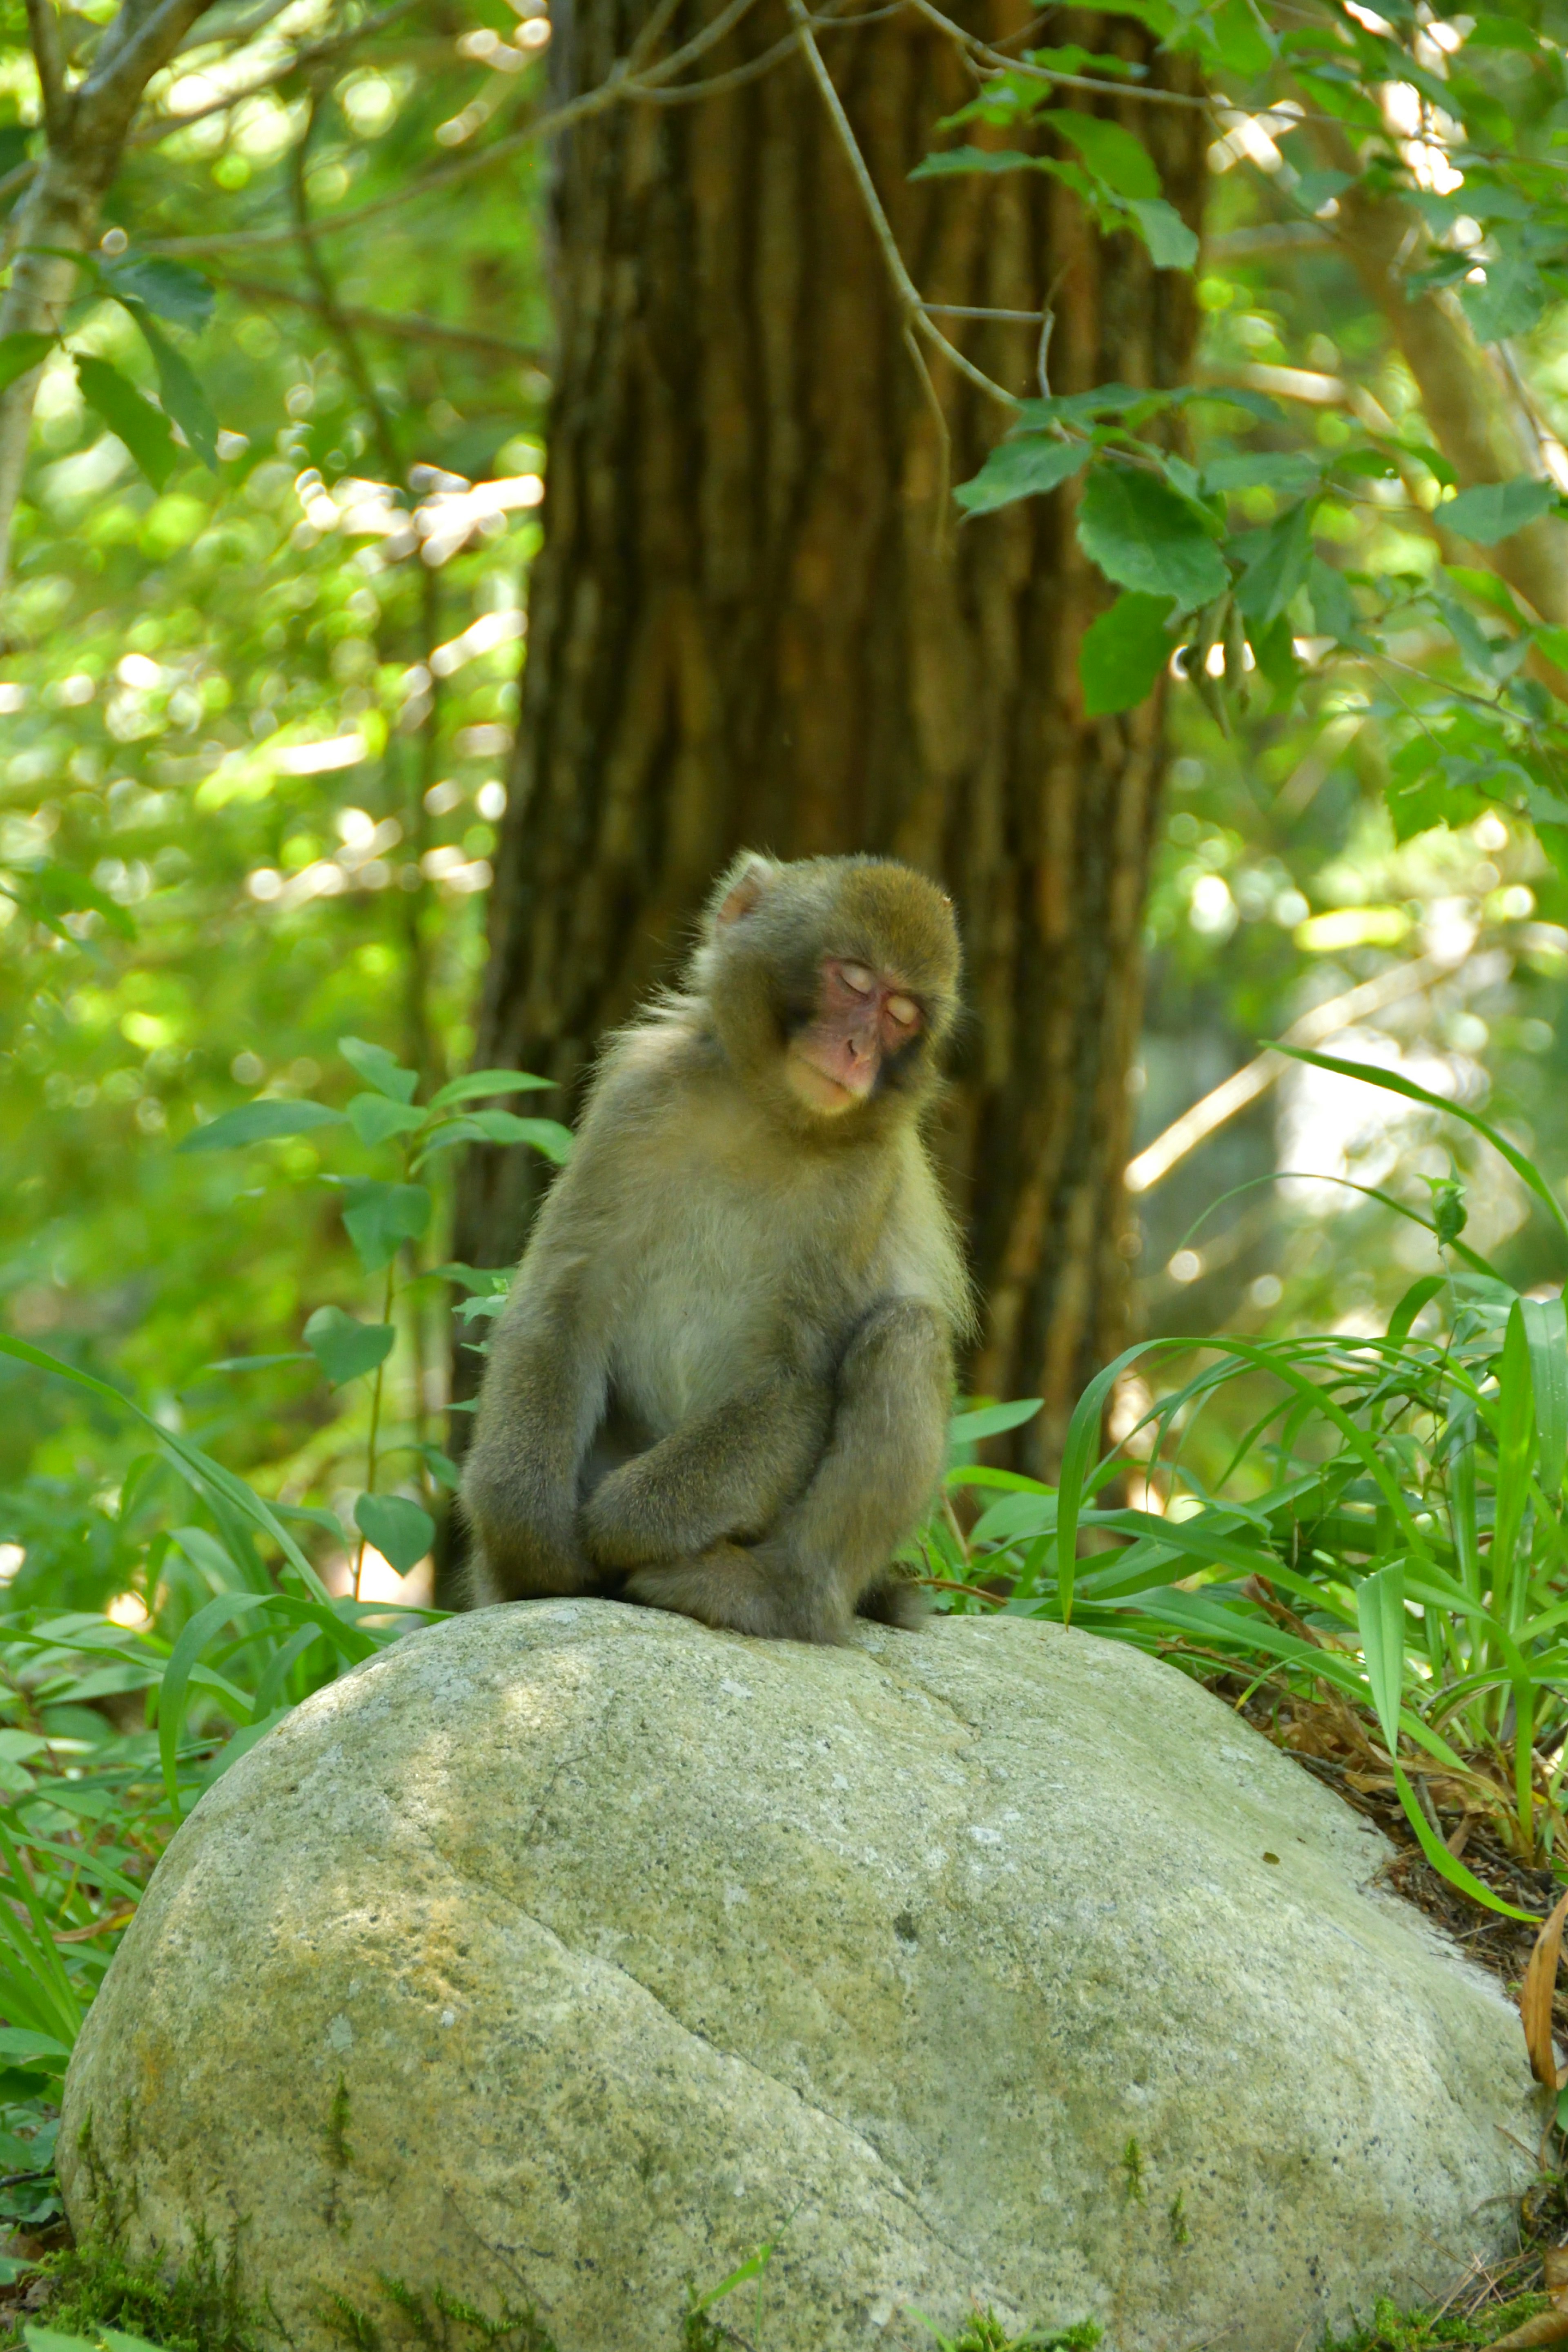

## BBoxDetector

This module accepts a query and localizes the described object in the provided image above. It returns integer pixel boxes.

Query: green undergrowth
[321,2280,557,2352]
[17,2231,266,2352]
[1317,2290,1552,2349]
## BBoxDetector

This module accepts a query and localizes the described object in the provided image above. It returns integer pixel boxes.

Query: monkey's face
[785,956,926,1116]
[698,851,960,1130]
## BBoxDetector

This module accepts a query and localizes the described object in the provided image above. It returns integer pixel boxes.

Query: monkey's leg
[461,1265,611,1605]
[624,1301,951,1642]
[580,1380,830,1571]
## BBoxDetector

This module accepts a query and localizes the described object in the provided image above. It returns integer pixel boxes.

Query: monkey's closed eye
[886,995,920,1029]
[840,962,875,997]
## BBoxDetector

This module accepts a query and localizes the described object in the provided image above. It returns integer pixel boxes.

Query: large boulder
[62,1603,1535,2352]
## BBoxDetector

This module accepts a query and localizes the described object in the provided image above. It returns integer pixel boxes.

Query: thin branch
[635,0,876,107]
[783,0,1018,412]
[923,302,1045,322]
[80,0,220,124]
[903,318,952,554]
[176,0,296,52]
[902,0,1215,111]
[132,0,430,146]
[1125,946,1475,1196]
[146,0,771,256]
[290,85,403,487]
[230,274,544,361]
[634,29,796,100]
[24,0,70,140]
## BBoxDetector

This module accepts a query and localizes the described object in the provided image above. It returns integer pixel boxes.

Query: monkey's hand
[580,1383,830,1572]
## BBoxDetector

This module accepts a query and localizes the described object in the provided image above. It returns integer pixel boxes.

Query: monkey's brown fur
[461,852,970,1643]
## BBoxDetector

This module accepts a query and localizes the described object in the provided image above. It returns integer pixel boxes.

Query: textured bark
[456,0,1205,1472]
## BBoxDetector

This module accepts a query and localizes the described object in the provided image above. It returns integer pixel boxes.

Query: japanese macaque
[460,851,970,1643]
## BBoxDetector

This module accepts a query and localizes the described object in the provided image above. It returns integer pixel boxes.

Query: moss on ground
[1317,2290,1554,2349]
[24,2232,267,2352]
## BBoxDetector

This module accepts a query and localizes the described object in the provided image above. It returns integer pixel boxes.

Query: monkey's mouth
[785,1044,873,1114]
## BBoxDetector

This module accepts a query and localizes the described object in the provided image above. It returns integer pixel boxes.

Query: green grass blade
[1274,1046,1568,1249]
[1491,1301,1536,1629]
[1522,1294,1568,1500]
[0,1335,333,1603]
[158,1592,280,1820]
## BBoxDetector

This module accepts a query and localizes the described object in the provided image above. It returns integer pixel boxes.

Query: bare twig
[1124,945,1474,1196]
[24,0,69,140]
[146,0,772,256]
[229,274,545,363]
[783,0,1018,414]
[132,0,431,145]
[290,85,403,488]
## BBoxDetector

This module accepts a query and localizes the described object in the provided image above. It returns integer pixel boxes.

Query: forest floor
[1214,1671,1568,2349]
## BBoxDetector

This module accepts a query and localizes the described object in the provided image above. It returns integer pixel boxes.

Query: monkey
[459,851,971,1644]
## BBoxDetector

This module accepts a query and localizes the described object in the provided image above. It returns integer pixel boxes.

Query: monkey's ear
[713,853,776,930]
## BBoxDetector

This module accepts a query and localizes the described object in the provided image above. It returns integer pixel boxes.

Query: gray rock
[61,1603,1537,2352]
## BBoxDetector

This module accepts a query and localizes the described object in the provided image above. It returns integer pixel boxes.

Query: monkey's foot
[856,1572,929,1630]
[624,1545,844,1644]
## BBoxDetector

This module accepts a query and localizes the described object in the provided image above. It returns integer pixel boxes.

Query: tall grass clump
[926,1050,1568,1921]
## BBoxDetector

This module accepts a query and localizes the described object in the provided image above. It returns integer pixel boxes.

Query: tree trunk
[454,0,1205,1474]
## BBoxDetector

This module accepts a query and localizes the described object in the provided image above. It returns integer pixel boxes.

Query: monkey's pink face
[786,957,924,1115]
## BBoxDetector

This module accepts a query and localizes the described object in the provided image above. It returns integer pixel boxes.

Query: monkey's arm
[579,1380,831,1571]
[623,1299,951,1642]
[461,1261,609,1604]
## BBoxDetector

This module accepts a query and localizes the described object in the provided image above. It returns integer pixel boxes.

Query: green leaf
[1234,501,1315,629]
[102,257,215,332]
[1079,591,1173,715]
[345,1093,428,1147]
[354,1492,435,1575]
[1461,252,1546,346]
[416,1113,572,1167]
[1355,1560,1406,1755]
[73,354,177,492]
[25,2329,103,2352]
[949,1399,1044,1443]
[126,306,218,470]
[303,1307,396,1385]
[341,1178,432,1270]
[954,434,1090,517]
[0,332,53,394]
[177,1100,347,1152]
[1307,555,1359,644]
[339,1036,419,1103]
[1442,477,1557,544]
[8,861,136,940]
[428,1069,556,1110]
[1126,198,1198,271]
[1076,466,1227,610]
[0,2030,70,2063]
[909,147,1040,180]
[1521,1294,1568,1501]
[1041,110,1160,199]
